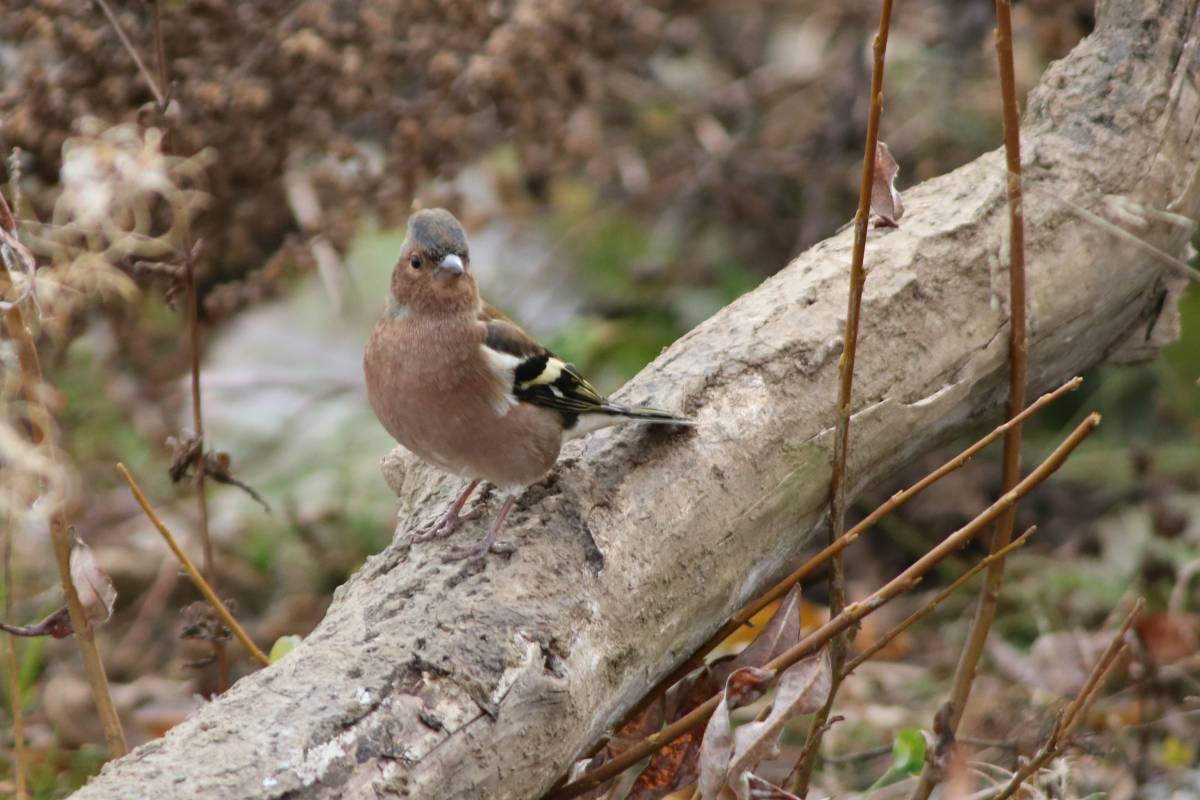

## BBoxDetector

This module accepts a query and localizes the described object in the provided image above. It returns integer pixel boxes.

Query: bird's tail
[601,403,697,427]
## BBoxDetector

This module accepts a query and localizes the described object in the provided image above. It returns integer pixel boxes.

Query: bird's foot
[459,505,485,522]
[412,510,463,543]
[411,480,482,544]
[443,537,516,562]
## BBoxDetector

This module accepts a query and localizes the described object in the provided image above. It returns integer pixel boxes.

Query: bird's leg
[412,480,479,542]
[444,494,518,561]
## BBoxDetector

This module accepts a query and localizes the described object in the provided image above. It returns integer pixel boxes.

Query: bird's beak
[436,254,465,278]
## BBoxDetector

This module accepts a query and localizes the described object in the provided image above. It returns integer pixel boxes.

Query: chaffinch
[363,208,694,560]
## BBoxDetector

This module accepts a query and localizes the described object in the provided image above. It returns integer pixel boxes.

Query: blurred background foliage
[0,0,1197,796]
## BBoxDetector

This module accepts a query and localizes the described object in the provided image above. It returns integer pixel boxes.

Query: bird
[363,208,694,561]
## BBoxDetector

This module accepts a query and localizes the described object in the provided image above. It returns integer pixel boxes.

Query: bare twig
[548,415,1099,800]
[1,192,127,758]
[909,4,1029,796]
[152,0,169,104]
[116,463,271,667]
[792,1,896,791]
[92,0,167,108]
[111,554,180,673]
[827,737,1017,768]
[2,516,29,800]
[182,245,230,688]
[990,600,1143,800]
[841,526,1036,677]
[1049,191,1200,284]
[3,308,128,756]
[149,0,224,686]
[619,377,1080,730]
[792,714,844,783]
[824,744,893,765]
[94,0,226,688]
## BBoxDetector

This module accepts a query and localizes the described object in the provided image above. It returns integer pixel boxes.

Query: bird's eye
[409,255,422,270]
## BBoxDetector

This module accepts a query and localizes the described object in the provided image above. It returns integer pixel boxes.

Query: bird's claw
[459,506,484,522]
[412,512,462,542]
[443,538,515,562]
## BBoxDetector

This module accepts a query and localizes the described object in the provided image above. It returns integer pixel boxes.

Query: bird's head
[389,208,479,317]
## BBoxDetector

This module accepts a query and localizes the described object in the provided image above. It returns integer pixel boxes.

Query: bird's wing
[480,314,607,416]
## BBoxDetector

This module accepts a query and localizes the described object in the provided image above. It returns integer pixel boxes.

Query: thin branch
[183,244,229,688]
[2,308,128,756]
[111,554,180,674]
[116,463,271,667]
[841,525,1037,678]
[972,161,1199,283]
[0,192,127,758]
[2,516,29,800]
[828,737,1016,773]
[152,0,169,105]
[92,0,167,109]
[824,744,893,765]
[619,377,1080,729]
[96,0,226,688]
[146,0,224,688]
[990,600,1143,800]
[792,1,896,790]
[1047,191,1200,284]
[910,3,1029,796]
[548,414,1099,800]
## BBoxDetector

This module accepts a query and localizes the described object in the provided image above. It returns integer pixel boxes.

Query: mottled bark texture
[71,1,1199,797]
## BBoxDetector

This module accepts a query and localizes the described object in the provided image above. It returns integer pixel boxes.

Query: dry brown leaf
[744,774,801,799]
[627,732,702,800]
[570,694,668,798]
[699,653,831,800]
[1136,612,1199,666]
[726,651,831,796]
[730,585,802,672]
[625,589,806,798]
[636,667,773,800]
[69,532,116,625]
[870,141,904,227]
[697,676,735,800]
[695,666,778,800]
[665,654,734,724]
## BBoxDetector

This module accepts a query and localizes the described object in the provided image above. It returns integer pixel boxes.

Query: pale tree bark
[72,0,1198,797]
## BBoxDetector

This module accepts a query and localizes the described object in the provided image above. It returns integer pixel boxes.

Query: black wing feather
[483,318,607,416]
[482,312,693,429]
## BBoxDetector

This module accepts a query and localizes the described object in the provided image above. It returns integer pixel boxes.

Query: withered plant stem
[99,0,226,686]
[2,517,29,800]
[991,599,1143,800]
[909,3,1029,797]
[152,0,168,106]
[117,464,271,667]
[185,263,210,579]
[134,0,228,690]
[547,415,1098,800]
[793,1,896,791]
[620,377,1080,730]
[2,302,128,757]
[183,253,228,689]
[841,526,1036,678]
[92,0,166,108]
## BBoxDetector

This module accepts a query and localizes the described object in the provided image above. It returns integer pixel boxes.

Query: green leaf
[269,635,302,663]
[891,728,926,775]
